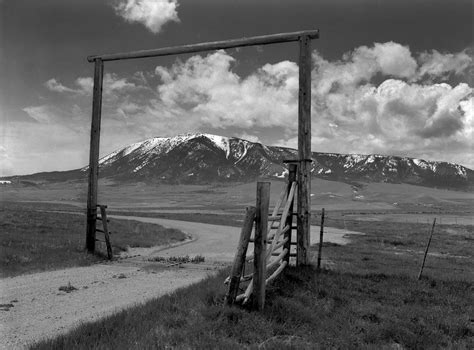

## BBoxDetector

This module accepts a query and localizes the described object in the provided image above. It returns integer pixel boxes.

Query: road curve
[0,215,363,349]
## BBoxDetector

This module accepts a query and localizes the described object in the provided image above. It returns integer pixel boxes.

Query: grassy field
[32,264,473,349]
[2,181,473,348]
[30,215,473,349]
[0,202,187,277]
[313,215,474,282]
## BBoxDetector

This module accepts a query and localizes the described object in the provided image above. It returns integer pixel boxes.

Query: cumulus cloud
[417,49,472,80]
[44,74,140,97]
[45,77,91,95]
[100,45,474,166]
[310,44,473,167]
[44,79,76,93]
[28,41,474,174]
[113,0,179,34]
[238,133,261,143]
[153,51,298,130]
[313,42,417,96]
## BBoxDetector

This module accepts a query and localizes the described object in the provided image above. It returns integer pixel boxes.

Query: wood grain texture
[297,35,312,266]
[225,206,256,306]
[88,30,319,62]
[253,182,270,311]
[86,59,104,253]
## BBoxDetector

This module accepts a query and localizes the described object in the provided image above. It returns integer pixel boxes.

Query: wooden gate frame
[85,30,319,265]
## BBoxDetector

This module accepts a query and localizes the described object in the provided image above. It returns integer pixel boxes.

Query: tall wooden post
[297,35,312,266]
[254,182,270,311]
[86,58,104,253]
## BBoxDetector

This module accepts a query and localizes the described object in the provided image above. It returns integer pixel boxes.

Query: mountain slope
[6,133,474,190]
[86,133,474,190]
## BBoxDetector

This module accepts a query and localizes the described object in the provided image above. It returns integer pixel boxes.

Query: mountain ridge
[4,133,474,191]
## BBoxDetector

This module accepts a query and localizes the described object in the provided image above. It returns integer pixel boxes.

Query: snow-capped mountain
[78,133,472,189]
[7,133,474,190]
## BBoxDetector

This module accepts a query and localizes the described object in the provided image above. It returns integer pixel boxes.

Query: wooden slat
[271,251,296,257]
[266,261,288,285]
[87,30,319,62]
[86,58,104,254]
[270,186,288,219]
[267,248,288,270]
[272,236,289,251]
[284,163,297,265]
[267,183,296,258]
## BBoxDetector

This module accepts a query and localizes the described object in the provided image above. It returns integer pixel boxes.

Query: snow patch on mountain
[203,134,230,158]
[234,140,250,164]
[413,158,428,169]
[72,133,473,190]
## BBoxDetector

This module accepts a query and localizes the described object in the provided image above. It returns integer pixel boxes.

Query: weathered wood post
[254,182,270,311]
[297,34,312,266]
[225,206,256,306]
[284,163,298,265]
[317,208,325,271]
[99,205,113,260]
[418,218,436,280]
[86,58,104,253]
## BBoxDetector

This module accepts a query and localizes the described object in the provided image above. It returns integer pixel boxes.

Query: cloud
[44,74,141,97]
[45,77,91,95]
[152,51,299,131]
[22,41,473,175]
[0,145,14,176]
[44,79,76,93]
[369,42,417,78]
[238,133,260,143]
[313,42,417,96]
[75,77,93,94]
[113,0,179,34]
[417,50,472,80]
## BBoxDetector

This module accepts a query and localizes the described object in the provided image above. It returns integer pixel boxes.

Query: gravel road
[0,216,363,349]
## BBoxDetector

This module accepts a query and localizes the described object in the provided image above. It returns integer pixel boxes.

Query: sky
[0,0,473,176]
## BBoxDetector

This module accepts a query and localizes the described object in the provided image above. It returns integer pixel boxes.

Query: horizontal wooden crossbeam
[87,29,319,62]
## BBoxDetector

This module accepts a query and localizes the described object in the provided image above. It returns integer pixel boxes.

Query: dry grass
[31,265,473,349]
[30,215,474,349]
[0,202,187,277]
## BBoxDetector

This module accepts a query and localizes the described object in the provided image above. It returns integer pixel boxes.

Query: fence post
[284,164,297,265]
[297,34,312,266]
[418,218,436,280]
[254,182,270,311]
[317,208,325,271]
[225,206,256,306]
[99,205,113,260]
[86,58,104,253]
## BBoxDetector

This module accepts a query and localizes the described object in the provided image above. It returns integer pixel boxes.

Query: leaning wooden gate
[225,164,298,310]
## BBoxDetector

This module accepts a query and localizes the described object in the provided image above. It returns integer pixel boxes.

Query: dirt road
[0,216,363,349]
